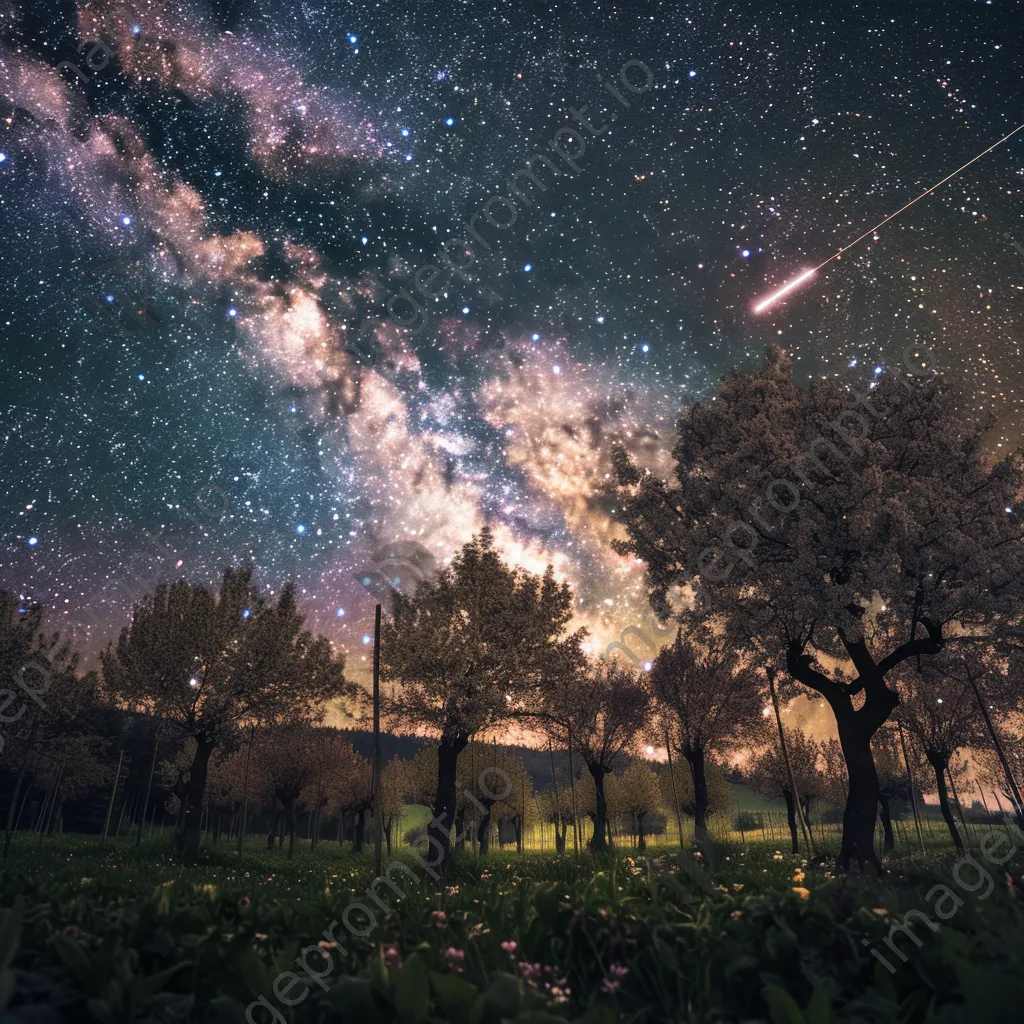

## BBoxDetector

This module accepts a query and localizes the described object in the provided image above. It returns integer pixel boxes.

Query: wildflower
[732,883,744,891]
[791,887,810,901]
[871,908,888,917]
[382,945,402,968]
[601,979,621,994]
[550,985,571,1003]
[202,884,217,898]
[518,961,542,982]
[772,851,784,862]
[609,964,629,979]
[730,910,743,919]
[254,932,269,941]
[792,869,805,883]
[238,896,251,908]
[432,910,448,927]
[501,940,518,955]
[443,947,465,973]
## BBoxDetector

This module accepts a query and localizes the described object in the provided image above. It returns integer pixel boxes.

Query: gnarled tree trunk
[587,762,609,852]
[176,736,216,858]
[878,794,895,853]
[429,734,469,869]
[783,789,799,854]
[928,750,963,853]
[682,742,711,850]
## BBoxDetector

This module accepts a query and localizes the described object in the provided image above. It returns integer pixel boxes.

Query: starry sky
[2,0,1022,684]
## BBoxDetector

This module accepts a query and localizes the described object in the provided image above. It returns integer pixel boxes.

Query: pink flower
[601,979,621,994]
[382,945,402,968]
[443,947,465,973]
[517,961,542,982]
[609,964,629,979]
[500,940,518,955]
[432,910,448,927]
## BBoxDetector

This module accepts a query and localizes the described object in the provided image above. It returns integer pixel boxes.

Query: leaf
[50,933,94,990]
[0,898,23,973]
[805,981,832,1024]
[762,982,806,1024]
[430,970,479,1015]
[139,960,191,1002]
[393,953,430,1022]
[483,972,522,1018]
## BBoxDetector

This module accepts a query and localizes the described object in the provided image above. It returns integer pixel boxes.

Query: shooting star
[753,120,1024,313]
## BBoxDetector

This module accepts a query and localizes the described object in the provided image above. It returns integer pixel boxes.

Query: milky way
[2,0,1022,683]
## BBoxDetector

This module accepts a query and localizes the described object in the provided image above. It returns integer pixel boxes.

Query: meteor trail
[752,120,1024,313]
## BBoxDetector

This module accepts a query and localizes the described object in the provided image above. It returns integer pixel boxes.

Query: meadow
[0,822,1021,1024]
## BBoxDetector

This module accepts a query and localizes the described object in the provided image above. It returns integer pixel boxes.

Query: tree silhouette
[101,567,349,857]
[541,661,648,851]
[612,346,1024,870]
[649,629,763,848]
[383,528,582,866]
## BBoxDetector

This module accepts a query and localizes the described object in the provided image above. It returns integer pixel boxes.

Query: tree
[334,745,373,853]
[541,662,649,851]
[537,787,575,854]
[383,529,583,865]
[0,595,85,857]
[618,762,663,851]
[101,567,349,857]
[872,724,925,853]
[896,659,981,853]
[611,346,1024,870]
[656,756,733,837]
[252,723,321,858]
[749,727,822,854]
[649,629,762,848]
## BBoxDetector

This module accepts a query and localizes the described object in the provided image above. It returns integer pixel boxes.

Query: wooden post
[471,742,477,855]
[767,668,814,858]
[102,749,125,840]
[548,741,563,857]
[137,721,162,849]
[946,767,972,843]
[664,730,685,850]
[567,727,579,856]
[237,724,255,856]
[966,669,1024,822]
[897,718,926,853]
[372,603,383,877]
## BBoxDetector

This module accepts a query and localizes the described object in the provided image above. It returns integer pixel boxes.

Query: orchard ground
[0,816,1021,1023]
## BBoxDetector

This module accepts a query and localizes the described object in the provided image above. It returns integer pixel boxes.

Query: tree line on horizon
[3,346,1024,872]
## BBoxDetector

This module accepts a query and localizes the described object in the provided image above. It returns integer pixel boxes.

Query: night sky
[2,0,1022,682]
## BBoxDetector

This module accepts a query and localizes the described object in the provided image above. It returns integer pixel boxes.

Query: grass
[0,824,1022,1022]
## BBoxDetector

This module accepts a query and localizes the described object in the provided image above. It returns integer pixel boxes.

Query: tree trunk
[353,806,366,853]
[929,752,963,853]
[514,817,522,853]
[176,737,216,858]
[683,743,711,850]
[637,812,647,852]
[477,803,494,854]
[783,789,799,854]
[588,762,609,852]
[878,794,895,853]
[836,721,881,872]
[384,815,393,856]
[455,810,466,852]
[284,800,296,859]
[429,735,468,868]
[4,719,40,859]
[555,820,566,855]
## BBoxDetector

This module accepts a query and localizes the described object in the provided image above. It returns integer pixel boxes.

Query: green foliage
[0,831,1021,1022]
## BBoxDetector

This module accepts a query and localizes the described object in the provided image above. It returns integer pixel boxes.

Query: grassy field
[0,821,1022,1023]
